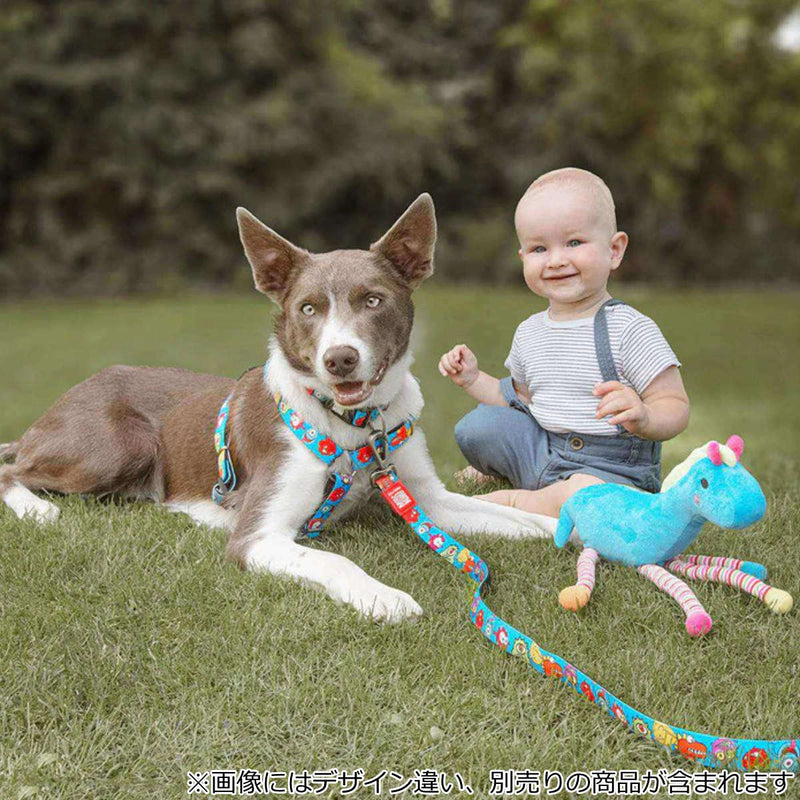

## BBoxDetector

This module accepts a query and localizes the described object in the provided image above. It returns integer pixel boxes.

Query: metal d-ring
[368,409,394,486]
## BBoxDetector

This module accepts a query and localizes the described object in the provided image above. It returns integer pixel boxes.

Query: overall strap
[594,298,626,435]
[593,299,661,466]
[593,298,625,383]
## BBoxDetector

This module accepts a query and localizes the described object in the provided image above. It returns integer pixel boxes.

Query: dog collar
[263,358,391,428]
[273,390,414,470]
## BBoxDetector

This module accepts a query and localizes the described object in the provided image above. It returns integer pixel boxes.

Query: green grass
[1,286,799,798]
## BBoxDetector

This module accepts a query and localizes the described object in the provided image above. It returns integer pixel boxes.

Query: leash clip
[367,429,395,488]
[367,429,388,466]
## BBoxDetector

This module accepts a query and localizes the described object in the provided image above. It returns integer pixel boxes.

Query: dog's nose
[323,346,360,378]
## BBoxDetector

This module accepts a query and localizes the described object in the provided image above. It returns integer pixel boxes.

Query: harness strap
[275,391,415,473]
[303,471,354,536]
[274,390,415,537]
[212,394,236,504]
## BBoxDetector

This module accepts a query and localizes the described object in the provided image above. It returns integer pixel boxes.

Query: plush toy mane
[661,440,739,492]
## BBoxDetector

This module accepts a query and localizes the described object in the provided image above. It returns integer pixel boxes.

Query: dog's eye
[301,304,315,316]
[366,296,382,309]
[701,478,709,489]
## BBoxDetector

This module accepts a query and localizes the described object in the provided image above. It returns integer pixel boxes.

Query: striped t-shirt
[504,304,680,436]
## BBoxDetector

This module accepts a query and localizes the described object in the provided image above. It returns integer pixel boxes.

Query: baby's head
[514,168,628,314]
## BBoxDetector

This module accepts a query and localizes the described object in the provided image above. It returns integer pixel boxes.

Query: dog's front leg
[391,433,557,539]
[232,451,422,623]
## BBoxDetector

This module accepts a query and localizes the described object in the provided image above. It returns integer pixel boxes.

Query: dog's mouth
[331,361,388,407]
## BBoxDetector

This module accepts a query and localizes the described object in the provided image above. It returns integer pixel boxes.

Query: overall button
[569,436,584,451]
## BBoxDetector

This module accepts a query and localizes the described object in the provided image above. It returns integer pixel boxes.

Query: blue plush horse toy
[555,435,793,636]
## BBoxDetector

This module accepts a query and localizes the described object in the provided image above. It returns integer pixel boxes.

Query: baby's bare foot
[454,465,495,486]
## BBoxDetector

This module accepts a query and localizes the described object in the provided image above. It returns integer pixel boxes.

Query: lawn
[1,286,798,798]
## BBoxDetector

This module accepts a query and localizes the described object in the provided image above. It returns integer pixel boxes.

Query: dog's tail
[0,441,19,463]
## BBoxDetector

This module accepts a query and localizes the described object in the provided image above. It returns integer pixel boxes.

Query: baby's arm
[593,366,689,441]
[438,344,530,406]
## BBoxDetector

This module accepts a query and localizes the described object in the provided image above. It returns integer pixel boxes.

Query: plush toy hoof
[559,585,591,612]
[764,588,793,614]
[685,610,713,637]
[740,561,767,581]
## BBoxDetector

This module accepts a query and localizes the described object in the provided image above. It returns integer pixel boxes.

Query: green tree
[1,0,798,295]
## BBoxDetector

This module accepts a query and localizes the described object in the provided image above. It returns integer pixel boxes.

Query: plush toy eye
[701,478,709,489]
[366,295,382,308]
[301,303,315,316]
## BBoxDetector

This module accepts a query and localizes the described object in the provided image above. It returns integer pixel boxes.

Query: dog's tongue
[333,381,372,406]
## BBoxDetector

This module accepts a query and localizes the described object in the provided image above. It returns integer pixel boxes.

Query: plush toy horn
[708,441,723,466]
[726,435,744,462]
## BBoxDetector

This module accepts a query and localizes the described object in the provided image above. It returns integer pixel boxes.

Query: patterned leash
[262,385,797,774]
[367,456,798,774]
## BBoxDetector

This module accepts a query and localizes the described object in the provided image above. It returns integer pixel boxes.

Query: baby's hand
[438,344,479,388]
[593,381,650,435]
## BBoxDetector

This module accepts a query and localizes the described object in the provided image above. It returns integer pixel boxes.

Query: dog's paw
[353,586,423,624]
[30,500,61,524]
[4,486,60,524]
[23,497,61,524]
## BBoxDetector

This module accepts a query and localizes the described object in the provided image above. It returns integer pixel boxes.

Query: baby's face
[516,184,627,314]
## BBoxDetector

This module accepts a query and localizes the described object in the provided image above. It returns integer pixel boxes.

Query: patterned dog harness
[216,365,798,774]
[212,364,415,537]
[273,393,415,536]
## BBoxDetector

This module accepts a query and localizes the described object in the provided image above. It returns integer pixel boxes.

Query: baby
[439,168,690,519]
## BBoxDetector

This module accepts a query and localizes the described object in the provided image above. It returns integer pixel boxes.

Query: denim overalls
[454,300,662,493]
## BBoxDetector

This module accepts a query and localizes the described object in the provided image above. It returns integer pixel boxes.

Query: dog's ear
[236,207,309,302]
[370,194,437,289]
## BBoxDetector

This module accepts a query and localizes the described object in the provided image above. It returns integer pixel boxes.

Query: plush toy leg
[559,547,599,612]
[666,558,793,615]
[678,553,767,581]
[637,563,713,637]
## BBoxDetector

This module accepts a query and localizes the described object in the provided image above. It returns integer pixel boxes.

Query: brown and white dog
[0,194,556,621]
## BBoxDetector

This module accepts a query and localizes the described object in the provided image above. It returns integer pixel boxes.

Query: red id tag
[376,476,417,519]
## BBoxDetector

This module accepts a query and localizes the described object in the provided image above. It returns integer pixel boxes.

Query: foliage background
[2,0,800,297]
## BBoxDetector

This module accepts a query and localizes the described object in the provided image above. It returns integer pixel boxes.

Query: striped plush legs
[677,553,767,581]
[559,547,600,612]
[666,556,793,615]
[637,563,713,637]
